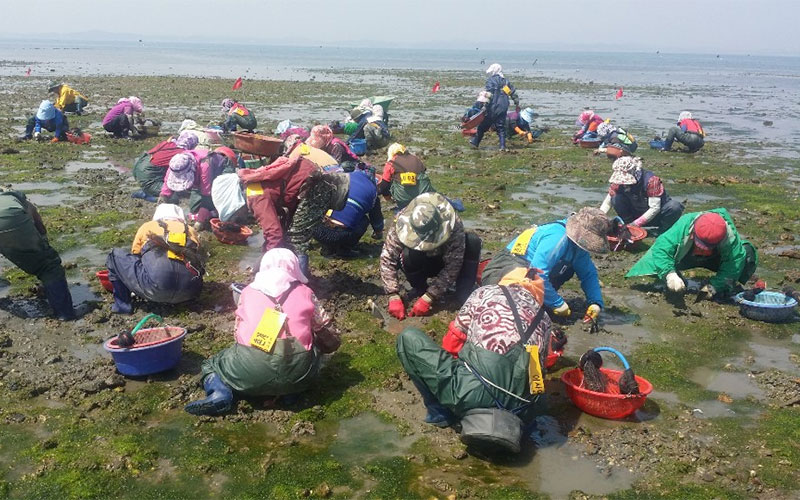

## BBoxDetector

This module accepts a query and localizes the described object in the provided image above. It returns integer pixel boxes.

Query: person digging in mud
[396,267,552,427]
[312,169,384,258]
[102,96,144,138]
[572,109,604,143]
[19,100,69,142]
[185,248,340,416]
[481,207,616,324]
[48,81,89,115]
[470,63,520,151]
[0,188,75,320]
[380,192,481,320]
[306,124,362,170]
[220,98,257,133]
[237,155,350,274]
[286,137,339,170]
[626,209,758,300]
[348,100,391,150]
[656,111,705,153]
[595,120,638,154]
[131,130,201,202]
[378,143,436,210]
[599,156,685,234]
[105,204,205,314]
[158,149,225,228]
[505,107,546,145]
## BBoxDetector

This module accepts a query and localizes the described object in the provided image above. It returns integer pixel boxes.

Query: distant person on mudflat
[220,98,257,132]
[49,81,89,115]
[470,63,520,151]
[306,125,361,170]
[19,100,69,142]
[102,96,144,138]
[131,130,201,202]
[658,111,705,153]
[599,156,684,234]
[596,121,638,154]
[572,110,604,143]
[506,107,546,144]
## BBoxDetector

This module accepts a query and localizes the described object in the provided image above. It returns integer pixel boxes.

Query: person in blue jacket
[470,63,520,151]
[20,100,69,142]
[313,169,384,257]
[481,207,613,322]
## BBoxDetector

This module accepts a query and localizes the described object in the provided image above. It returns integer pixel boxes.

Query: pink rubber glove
[631,217,647,227]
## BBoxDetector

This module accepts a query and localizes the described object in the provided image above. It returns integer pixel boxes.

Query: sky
[3,0,799,56]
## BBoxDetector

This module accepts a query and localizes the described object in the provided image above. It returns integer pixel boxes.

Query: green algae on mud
[1,70,800,499]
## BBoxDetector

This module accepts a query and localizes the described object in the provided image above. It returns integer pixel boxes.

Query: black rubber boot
[43,278,76,321]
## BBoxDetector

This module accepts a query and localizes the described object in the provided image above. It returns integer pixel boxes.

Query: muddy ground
[0,71,799,500]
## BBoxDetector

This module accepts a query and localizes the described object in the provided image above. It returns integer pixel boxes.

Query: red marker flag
[615,87,623,99]
[25,67,31,77]
[232,77,243,90]
[432,81,440,93]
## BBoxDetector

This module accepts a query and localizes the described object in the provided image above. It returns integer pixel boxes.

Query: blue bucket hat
[520,108,535,124]
[36,100,56,121]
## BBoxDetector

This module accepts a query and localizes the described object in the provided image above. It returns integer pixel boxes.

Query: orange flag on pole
[432,81,440,93]
[232,77,243,90]
[615,87,623,99]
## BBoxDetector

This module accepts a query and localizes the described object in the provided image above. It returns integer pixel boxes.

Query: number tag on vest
[526,345,545,394]
[502,85,512,96]
[299,144,311,155]
[246,182,263,197]
[235,107,246,116]
[249,307,287,353]
[399,172,417,186]
[167,232,186,261]
[510,226,538,256]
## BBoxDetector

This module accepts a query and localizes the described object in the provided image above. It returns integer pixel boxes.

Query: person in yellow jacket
[49,82,89,115]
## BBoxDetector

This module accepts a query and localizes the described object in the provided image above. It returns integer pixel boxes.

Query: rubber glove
[583,304,601,323]
[387,295,405,320]
[666,272,686,292]
[409,294,433,317]
[552,302,571,318]
[33,131,41,140]
[631,216,647,227]
[526,132,533,144]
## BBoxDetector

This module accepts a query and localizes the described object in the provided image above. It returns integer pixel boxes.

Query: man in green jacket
[626,208,758,298]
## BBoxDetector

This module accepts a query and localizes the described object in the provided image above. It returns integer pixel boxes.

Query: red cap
[693,212,727,249]
[214,146,237,164]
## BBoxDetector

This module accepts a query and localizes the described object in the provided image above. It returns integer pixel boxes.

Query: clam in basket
[733,291,798,323]
[104,314,187,376]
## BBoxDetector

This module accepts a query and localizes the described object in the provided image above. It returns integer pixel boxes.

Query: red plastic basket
[210,218,253,245]
[607,225,647,251]
[561,367,652,419]
[605,145,630,159]
[96,270,113,292]
[545,350,563,369]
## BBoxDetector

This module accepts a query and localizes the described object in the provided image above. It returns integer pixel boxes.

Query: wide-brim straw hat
[395,192,457,252]
[566,207,611,254]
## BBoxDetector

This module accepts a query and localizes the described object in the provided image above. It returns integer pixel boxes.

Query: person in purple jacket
[313,169,384,257]
[103,96,144,137]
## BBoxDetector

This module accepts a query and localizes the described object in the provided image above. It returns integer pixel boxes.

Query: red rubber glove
[442,321,467,357]
[409,295,432,317]
[387,296,406,320]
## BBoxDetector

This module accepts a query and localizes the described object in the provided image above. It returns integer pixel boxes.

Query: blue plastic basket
[649,140,666,150]
[349,138,367,156]
[733,291,798,323]
[104,314,187,376]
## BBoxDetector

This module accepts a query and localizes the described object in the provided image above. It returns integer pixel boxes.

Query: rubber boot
[131,191,157,203]
[297,254,310,277]
[110,279,133,315]
[455,234,482,303]
[43,278,76,321]
[184,373,234,416]
[498,127,507,151]
[409,377,455,428]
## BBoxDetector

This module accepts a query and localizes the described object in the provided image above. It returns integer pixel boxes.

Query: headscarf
[486,63,503,77]
[282,134,303,155]
[520,107,535,124]
[679,111,693,121]
[387,143,407,161]
[128,96,143,113]
[221,98,235,112]
[597,121,616,138]
[175,131,199,150]
[608,156,643,185]
[577,110,595,126]
[166,153,197,192]
[152,203,185,222]
[250,248,308,298]
[36,100,56,121]
[307,125,334,149]
[366,104,384,123]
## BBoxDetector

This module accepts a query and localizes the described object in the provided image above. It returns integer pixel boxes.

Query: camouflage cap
[395,192,456,252]
[566,207,612,254]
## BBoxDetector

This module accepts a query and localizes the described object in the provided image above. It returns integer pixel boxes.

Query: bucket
[103,314,187,376]
[349,139,367,156]
[733,291,798,323]
[460,408,523,454]
[96,270,113,292]
[230,282,246,305]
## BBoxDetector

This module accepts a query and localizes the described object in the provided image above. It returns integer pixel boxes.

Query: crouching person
[106,204,204,314]
[185,249,341,416]
[381,193,481,319]
[396,268,552,430]
[0,189,75,319]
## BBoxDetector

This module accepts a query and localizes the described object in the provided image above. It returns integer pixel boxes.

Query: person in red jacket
[662,111,705,153]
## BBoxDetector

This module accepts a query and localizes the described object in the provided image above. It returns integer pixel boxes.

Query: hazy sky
[4,0,799,55]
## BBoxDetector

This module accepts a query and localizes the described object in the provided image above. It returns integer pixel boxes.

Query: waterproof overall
[611,170,684,233]
[402,232,482,303]
[132,141,185,198]
[382,154,435,209]
[471,75,517,150]
[664,119,704,152]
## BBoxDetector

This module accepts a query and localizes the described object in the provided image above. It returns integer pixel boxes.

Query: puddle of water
[328,413,416,464]
[512,182,606,207]
[691,367,764,400]
[792,334,800,344]
[649,390,681,405]
[238,232,264,272]
[742,340,800,374]
[25,191,89,206]
[764,245,800,256]
[65,160,128,174]
[61,245,110,268]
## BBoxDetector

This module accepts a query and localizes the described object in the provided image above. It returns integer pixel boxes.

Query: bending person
[470,63,520,151]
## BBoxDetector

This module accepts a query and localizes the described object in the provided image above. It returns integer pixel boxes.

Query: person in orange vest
[661,111,705,153]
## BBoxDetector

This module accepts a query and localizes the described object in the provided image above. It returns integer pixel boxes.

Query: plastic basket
[104,321,187,377]
[233,132,282,157]
[545,350,563,369]
[733,291,798,323]
[579,138,602,148]
[605,145,630,159]
[210,218,253,245]
[607,225,648,251]
[561,367,652,419]
[96,270,113,292]
[349,139,367,156]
